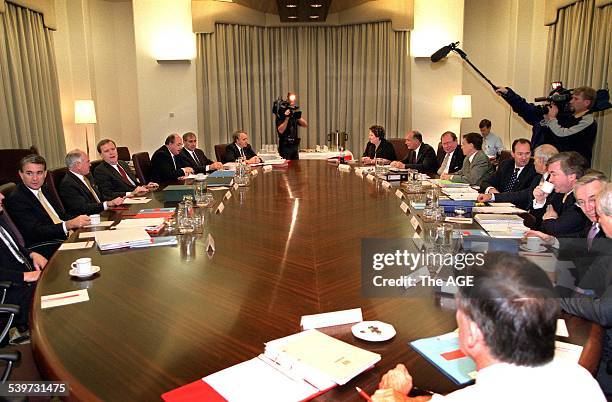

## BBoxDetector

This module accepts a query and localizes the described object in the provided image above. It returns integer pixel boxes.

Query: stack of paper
[475,214,528,238]
[265,329,381,386]
[95,228,151,250]
[114,217,165,230]
[472,206,526,214]
[441,187,479,201]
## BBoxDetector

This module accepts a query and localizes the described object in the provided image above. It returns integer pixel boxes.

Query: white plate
[69,265,100,278]
[519,244,547,253]
[351,321,396,342]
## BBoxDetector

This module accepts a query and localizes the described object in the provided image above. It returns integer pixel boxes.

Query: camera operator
[495,85,597,165]
[275,92,308,160]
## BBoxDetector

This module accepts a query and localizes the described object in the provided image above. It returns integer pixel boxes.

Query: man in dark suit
[5,155,90,258]
[0,192,46,337]
[481,138,536,194]
[436,131,465,176]
[59,149,125,216]
[224,130,262,164]
[94,139,159,199]
[530,151,590,236]
[440,132,495,188]
[150,134,194,183]
[478,144,558,210]
[179,132,223,173]
[390,130,438,175]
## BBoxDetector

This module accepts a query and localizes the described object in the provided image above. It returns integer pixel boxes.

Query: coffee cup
[89,214,101,225]
[71,257,92,274]
[540,181,554,194]
[525,236,542,251]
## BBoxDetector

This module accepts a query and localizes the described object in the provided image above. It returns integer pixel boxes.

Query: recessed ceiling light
[309,15,319,19]
[286,4,297,7]
[288,16,298,19]
[311,4,322,7]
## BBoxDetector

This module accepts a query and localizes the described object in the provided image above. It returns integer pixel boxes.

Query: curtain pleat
[545,0,612,175]
[196,22,410,157]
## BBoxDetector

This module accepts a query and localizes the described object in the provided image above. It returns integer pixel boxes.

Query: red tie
[117,164,132,185]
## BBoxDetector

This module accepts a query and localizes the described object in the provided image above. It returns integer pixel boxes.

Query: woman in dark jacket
[361,125,396,164]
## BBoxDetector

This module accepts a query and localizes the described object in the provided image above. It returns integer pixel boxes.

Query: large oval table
[31,161,602,401]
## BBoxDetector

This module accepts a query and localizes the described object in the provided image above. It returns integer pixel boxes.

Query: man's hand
[488,188,499,194]
[146,182,159,190]
[107,197,125,207]
[379,364,413,395]
[66,215,91,230]
[29,252,47,271]
[477,193,493,202]
[390,161,405,169]
[210,162,223,170]
[362,157,373,165]
[524,230,555,245]
[495,86,508,95]
[543,204,559,220]
[182,167,194,175]
[246,156,261,164]
[440,173,452,180]
[23,271,41,282]
[533,187,547,204]
[130,186,149,197]
[284,109,291,117]
[544,103,558,121]
[372,389,410,402]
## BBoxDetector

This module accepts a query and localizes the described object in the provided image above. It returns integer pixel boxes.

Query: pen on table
[355,386,373,401]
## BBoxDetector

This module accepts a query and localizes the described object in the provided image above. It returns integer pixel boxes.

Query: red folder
[161,380,227,402]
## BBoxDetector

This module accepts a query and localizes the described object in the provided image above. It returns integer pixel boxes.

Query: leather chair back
[0,149,36,186]
[0,183,16,199]
[116,147,131,162]
[388,138,408,162]
[214,144,228,163]
[132,152,151,184]
[45,167,68,212]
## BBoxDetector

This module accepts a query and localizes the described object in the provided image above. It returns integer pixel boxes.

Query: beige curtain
[196,22,410,156]
[0,2,65,168]
[545,0,612,175]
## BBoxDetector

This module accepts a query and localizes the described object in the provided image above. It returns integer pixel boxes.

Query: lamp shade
[75,100,97,124]
[451,95,472,118]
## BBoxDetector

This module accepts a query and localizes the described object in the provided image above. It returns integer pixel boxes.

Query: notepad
[123,197,151,204]
[58,241,94,250]
[41,290,89,309]
[300,308,363,330]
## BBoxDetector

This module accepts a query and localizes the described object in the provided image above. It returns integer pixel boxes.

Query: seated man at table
[5,155,90,258]
[477,144,558,210]
[530,151,590,236]
[150,134,194,183]
[179,132,223,173]
[479,118,504,158]
[559,183,612,395]
[436,131,465,176]
[0,192,46,343]
[224,130,262,164]
[362,125,396,164]
[59,149,125,216]
[94,139,158,199]
[440,132,494,188]
[371,252,605,402]
[480,138,536,194]
[390,130,438,175]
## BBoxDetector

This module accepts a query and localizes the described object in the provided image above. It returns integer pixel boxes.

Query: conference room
[0,0,610,400]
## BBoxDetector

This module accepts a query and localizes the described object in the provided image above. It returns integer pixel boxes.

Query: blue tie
[503,168,520,192]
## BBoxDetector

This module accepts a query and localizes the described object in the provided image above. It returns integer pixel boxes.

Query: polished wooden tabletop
[31,161,602,401]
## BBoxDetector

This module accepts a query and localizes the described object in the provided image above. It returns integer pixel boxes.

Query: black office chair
[116,147,131,162]
[0,284,21,381]
[132,152,151,184]
[214,144,228,163]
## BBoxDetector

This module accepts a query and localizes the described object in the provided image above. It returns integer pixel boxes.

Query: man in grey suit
[440,132,494,188]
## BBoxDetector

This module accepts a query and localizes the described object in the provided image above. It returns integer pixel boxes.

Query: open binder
[162,329,380,402]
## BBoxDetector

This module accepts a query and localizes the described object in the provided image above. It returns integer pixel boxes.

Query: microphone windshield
[430,42,458,62]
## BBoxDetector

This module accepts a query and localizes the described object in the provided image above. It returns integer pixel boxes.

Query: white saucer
[351,321,396,342]
[69,266,100,278]
[520,244,547,253]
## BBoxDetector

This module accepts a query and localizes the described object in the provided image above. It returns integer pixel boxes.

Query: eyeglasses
[575,197,597,209]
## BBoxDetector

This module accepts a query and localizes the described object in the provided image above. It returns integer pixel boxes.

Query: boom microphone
[430,42,459,62]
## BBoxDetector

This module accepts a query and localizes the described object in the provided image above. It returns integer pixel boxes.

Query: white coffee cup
[526,236,542,251]
[540,181,554,194]
[71,257,92,274]
[89,214,101,225]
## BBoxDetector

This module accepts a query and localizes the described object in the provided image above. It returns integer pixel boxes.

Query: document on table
[84,221,114,228]
[41,290,89,309]
[123,197,151,204]
[554,341,582,363]
[58,241,94,250]
[300,308,363,330]
[79,232,101,239]
[556,319,569,337]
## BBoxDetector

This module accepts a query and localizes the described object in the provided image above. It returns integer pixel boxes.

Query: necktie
[587,223,600,251]
[438,153,450,176]
[240,147,245,158]
[410,151,416,165]
[192,151,200,165]
[503,168,520,192]
[0,225,33,271]
[172,155,177,170]
[37,191,62,224]
[83,176,101,202]
[116,164,133,186]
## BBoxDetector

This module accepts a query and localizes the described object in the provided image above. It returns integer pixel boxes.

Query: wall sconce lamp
[75,100,97,155]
